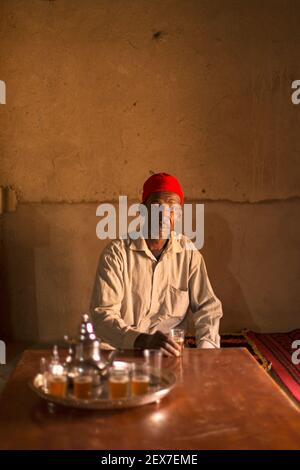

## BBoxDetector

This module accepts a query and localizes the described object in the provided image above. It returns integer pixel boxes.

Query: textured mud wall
[0,0,300,341]
[1,0,300,203]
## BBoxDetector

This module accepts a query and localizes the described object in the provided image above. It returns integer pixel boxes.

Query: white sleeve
[188,250,223,348]
[90,243,141,349]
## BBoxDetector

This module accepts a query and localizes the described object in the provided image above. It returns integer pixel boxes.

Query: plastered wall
[0,0,299,341]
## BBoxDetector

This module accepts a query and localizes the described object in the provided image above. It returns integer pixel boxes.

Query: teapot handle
[107,350,118,365]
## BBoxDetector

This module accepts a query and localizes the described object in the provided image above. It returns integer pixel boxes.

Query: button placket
[149,259,161,314]
[149,261,156,312]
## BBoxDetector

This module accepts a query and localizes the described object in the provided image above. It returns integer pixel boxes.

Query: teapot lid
[78,314,96,342]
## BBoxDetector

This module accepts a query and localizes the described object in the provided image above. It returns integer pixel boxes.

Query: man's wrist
[134,333,148,349]
[133,333,145,349]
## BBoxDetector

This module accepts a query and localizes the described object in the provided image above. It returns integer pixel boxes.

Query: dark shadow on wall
[0,209,50,341]
[201,211,260,333]
[0,218,13,340]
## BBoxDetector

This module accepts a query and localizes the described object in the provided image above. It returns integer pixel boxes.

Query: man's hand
[134,330,181,357]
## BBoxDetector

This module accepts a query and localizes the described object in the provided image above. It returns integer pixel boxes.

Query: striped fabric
[245,329,300,403]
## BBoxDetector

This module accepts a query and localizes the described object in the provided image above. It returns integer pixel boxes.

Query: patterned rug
[186,330,300,403]
[185,333,271,370]
[245,329,300,403]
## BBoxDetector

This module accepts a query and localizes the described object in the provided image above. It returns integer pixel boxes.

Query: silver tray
[29,368,176,410]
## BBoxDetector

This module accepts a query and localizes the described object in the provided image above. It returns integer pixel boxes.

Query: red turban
[142,173,184,205]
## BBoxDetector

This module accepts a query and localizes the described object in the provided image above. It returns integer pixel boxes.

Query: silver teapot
[64,314,108,385]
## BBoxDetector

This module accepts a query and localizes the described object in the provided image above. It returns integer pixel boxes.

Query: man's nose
[160,210,171,224]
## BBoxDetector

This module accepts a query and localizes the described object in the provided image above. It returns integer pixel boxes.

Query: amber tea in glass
[48,374,67,397]
[73,375,93,399]
[108,365,129,399]
[170,328,185,355]
[131,364,150,396]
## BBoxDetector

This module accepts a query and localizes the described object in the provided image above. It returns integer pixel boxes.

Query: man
[90,173,223,356]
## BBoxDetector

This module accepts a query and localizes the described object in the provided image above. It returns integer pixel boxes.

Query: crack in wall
[16,196,300,206]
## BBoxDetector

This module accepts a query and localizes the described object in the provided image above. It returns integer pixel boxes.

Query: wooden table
[0,348,299,450]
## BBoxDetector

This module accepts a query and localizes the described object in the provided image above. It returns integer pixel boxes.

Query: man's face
[144,191,181,239]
